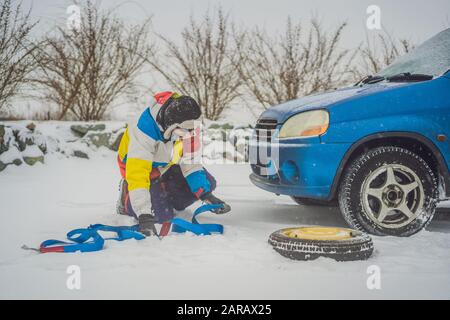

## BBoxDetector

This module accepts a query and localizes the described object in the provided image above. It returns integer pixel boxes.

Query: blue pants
[126,165,216,223]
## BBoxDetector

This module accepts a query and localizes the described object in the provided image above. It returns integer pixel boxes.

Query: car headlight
[278,110,329,138]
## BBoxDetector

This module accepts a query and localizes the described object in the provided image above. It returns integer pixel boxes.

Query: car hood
[260,81,407,123]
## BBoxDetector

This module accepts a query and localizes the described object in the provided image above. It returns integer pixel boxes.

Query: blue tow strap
[37,203,224,253]
[172,204,224,235]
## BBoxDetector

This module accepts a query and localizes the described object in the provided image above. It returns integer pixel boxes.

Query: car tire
[338,146,438,237]
[268,227,374,261]
[291,196,337,207]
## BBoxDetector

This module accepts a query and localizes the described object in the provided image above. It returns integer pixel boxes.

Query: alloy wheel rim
[361,164,425,229]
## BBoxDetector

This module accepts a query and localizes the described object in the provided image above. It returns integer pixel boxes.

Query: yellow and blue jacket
[117,107,210,215]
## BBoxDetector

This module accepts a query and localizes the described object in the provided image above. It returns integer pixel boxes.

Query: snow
[0,146,22,163]
[21,145,44,158]
[0,153,449,299]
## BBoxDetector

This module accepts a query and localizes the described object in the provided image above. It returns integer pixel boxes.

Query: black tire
[291,196,337,207]
[338,146,438,237]
[268,227,374,261]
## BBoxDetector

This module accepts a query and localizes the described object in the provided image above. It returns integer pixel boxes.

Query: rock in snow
[0,121,252,172]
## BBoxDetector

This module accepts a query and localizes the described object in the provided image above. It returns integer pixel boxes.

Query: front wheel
[338,146,438,237]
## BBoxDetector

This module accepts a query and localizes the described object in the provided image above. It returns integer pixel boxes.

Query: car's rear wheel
[338,146,438,236]
[291,196,337,207]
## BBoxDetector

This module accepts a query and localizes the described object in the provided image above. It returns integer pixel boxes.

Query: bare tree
[34,2,153,120]
[149,8,241,121]
[0,0,38,114]
[357,31,414,77]
[234,18,356,108]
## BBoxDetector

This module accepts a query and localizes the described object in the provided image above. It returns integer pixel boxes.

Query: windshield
[378,28,450,78]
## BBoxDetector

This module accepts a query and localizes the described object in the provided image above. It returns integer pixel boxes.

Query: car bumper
[249,137,351,200]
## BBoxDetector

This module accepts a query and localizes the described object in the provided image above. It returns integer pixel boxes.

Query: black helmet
[156,95,201,132]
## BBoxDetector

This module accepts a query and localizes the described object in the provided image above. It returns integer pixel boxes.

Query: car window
[378,28,450,77]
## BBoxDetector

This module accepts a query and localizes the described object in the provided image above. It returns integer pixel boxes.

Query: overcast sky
[22,0,450,49]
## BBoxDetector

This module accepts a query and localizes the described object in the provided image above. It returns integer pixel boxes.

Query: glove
[200,193,231,214]
[138,214,157,236]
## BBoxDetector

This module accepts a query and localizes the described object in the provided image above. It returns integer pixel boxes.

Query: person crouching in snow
[116,91,231,236]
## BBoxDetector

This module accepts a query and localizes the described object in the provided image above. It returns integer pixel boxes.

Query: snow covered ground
[0,153,449,299]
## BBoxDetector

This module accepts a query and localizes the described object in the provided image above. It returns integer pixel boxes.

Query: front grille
[255,118,277,144]
[252,118,278,177]
[255,118,278,130]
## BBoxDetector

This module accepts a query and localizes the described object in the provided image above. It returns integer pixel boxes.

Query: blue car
[250,28,450,236]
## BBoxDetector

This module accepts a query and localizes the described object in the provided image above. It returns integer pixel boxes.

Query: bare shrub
[34,1,153,120]
[149,8,241,121]
[0,0,38,115]
[234,18,356,108]
[356,31,414,77]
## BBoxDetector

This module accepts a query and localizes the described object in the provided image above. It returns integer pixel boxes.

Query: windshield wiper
[386,72,433,82]
[354,75,385,86]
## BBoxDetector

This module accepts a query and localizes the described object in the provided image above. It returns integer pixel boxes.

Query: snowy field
[0,152,449,299]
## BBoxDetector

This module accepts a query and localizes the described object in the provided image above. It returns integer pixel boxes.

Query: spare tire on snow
[268,227,374,261]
